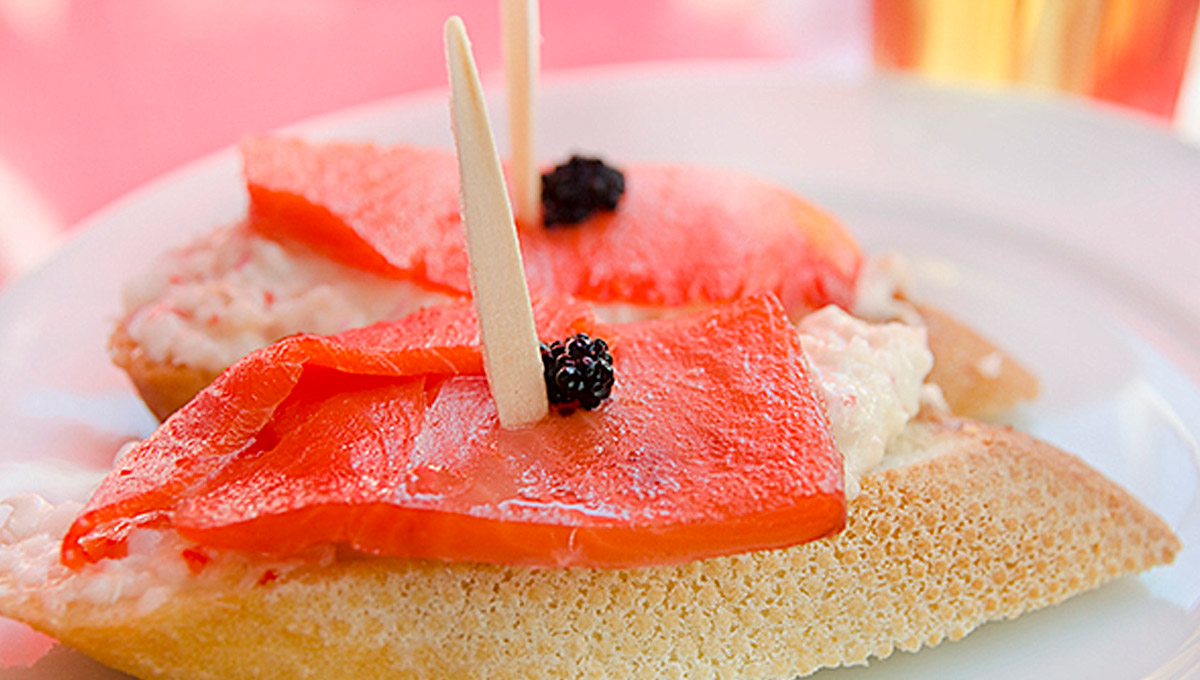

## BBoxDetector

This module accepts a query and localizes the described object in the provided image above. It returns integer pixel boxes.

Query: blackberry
[541,155,625,227]
[540,333,615,410]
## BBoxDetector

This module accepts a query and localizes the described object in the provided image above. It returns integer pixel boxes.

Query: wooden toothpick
[444,16,548,429]
[502,0,540,228]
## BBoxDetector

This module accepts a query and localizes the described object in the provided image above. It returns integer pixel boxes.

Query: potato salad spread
[120,223,449,373]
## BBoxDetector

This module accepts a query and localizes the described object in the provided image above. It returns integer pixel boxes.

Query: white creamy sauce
[0,495,190,615]
[0,494,323,616]
[1,494,171,618]
[798,305,933,499]
[120,222,452,373]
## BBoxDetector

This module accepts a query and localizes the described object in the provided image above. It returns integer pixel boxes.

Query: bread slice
[0,415,1178,680]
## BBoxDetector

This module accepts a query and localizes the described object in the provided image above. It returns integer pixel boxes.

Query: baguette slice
[0,415,1178,680]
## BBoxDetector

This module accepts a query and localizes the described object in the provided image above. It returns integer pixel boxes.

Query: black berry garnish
[541,155,625,227]
[540,333,615,410]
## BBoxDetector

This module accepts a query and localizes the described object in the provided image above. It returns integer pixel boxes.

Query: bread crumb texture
[3,418,1179,680]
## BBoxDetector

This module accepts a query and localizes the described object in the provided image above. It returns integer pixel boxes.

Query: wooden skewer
[502,0,540,229]
[444,15,548,429]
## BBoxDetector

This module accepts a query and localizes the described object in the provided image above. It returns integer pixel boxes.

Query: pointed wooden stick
[502,0,540,228]
[444,16,548,429]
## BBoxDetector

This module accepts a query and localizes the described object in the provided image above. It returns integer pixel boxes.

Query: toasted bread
[0,415,1177,679]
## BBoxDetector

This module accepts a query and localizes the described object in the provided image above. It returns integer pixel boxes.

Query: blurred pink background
[0,0,872,285]
[0,0,1196,287]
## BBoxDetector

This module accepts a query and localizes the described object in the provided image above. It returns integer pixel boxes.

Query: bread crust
[914,304,1039,419]
[2,416,1178,680]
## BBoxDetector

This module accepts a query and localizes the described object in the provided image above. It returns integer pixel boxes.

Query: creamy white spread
[798,305,933,499]
[120,222,453,373]
[0,494,325,616]
[977,351,1004,379]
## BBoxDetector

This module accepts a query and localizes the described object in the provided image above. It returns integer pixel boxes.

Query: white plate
[1,64,1197,679]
